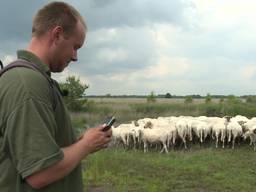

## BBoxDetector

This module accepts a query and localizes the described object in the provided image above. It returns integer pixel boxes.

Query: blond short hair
[32,1,86,37]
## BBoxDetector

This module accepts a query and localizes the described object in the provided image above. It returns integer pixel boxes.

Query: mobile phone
[102,116,116,131]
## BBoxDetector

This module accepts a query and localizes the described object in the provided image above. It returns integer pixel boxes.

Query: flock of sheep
[111,115,256,153]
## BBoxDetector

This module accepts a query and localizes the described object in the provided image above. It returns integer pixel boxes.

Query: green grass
[82,146,256,192]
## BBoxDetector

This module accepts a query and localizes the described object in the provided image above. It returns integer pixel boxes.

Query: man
[0,2,112,191]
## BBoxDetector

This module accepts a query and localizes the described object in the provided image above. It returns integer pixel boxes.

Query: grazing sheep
[112,123,135,148]
[227,120,243,149]
[130,124,144,149]
[243,126,256,151]
[187,119,211,144]
[211,119,227,148]
[231,115,249,124]
[139,128,169,153]
[110,115,256,152]
[175,119,189,149]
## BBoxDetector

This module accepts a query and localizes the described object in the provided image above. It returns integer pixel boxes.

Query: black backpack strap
[0,60,3,70]
[0,59,57,110]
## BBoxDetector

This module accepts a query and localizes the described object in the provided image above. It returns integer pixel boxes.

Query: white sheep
[226,120,243,149]
[112,123,135,148]
[139,128,169,153]
[175,119,189,149]
[243,125,256,151]
[211,118,228,148]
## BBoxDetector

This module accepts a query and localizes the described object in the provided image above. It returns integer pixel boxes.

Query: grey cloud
[76,0,195,30]
[0,0,193,56]
[71,27,157,75]
[0,1,48,42]
[170,26,256,62]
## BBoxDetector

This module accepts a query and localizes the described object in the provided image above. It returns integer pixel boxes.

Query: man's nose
[71,51,77,62]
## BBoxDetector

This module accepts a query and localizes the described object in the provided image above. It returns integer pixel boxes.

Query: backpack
[0,59,57,110]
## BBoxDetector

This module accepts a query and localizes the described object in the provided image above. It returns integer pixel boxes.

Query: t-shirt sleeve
[4,98,64,179]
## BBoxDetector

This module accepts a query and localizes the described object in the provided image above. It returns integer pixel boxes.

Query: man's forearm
[25,126,112,189]
[26,139,90,189]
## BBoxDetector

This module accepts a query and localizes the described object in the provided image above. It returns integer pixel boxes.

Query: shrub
[147,91,156,103]
[59,76,88,111]
[226,95,242,104]
[246,96,256,104]
[184,96,193,104]
[205,93,212,104]
[165,93,172,98]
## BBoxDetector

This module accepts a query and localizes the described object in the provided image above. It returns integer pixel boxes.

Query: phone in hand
[102,116,116,131]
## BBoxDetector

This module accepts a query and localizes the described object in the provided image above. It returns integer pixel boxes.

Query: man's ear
[50,26,64,44]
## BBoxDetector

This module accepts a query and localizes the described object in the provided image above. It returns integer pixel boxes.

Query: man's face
[50,21,86,72]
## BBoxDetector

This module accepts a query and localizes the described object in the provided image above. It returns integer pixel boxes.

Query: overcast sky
[1,0,256,96]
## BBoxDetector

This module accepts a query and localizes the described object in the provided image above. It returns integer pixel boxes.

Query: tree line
[59,76,256,111]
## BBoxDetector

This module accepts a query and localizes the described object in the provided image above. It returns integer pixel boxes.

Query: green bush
[205,93,212,104]
[226,95,242,105]
[59,76,88,111]
[203,104,223,117]
[219,98,224,103]
[246,96,256,104]
[184,96,193,104]
[147,91,156,103]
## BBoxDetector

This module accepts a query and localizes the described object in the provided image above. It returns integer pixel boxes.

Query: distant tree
[106,93,111,97]
[191,94,202,99]
[165,93,172,98]
[184,96,193,104]
[205,93,212,104]
[147,91,156,103]
[59,76,88,111]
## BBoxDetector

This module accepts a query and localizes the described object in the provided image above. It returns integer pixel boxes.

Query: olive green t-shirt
[0,50,83,192]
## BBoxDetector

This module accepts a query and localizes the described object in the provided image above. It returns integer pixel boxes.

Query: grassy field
[83,145,256,192]
[69,98,256,192]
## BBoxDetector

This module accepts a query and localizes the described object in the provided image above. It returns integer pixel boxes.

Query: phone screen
[102,116,115,131]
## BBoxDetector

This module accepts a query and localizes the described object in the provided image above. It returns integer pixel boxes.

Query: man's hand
[79,125,112,154]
